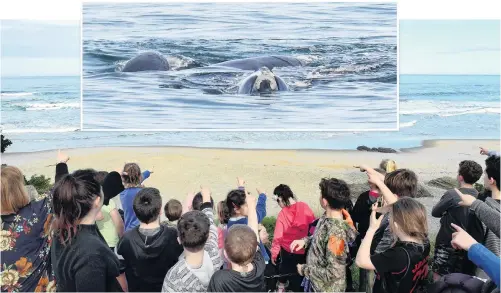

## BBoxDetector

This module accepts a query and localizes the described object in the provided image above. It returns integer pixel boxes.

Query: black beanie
[102,171,124,205]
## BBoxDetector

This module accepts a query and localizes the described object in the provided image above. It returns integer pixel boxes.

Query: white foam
[1,92,35,97]
[24,102,80,111]
[167,55,197,70]
[2,128,80,134]
[400,120,417,128]
[400,100,500,117]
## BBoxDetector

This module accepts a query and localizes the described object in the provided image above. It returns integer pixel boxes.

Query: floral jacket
[1,193,55,292]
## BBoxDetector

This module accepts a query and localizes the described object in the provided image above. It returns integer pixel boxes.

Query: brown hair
[164,199,182,221]
[390,197,428,244]
[384,169,418,198]
[217,200,229,225]
[52,169,101,245]
[1,166,29,214]
[380,159,397,174]
[122,163,141,186]
[224,224,257,266]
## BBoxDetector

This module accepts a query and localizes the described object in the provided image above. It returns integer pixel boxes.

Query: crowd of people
[1,147,499,293]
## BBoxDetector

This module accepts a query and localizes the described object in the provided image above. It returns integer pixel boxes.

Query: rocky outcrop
[426,176,457,190]
[356,146,397,153]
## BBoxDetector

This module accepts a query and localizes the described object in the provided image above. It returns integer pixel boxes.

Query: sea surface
[1,75,499,153]
[82,2,397,130]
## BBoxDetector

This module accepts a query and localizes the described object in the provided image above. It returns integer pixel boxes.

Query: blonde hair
[1,166,29,214]
[390,197,428,244]
[380,159,397,174]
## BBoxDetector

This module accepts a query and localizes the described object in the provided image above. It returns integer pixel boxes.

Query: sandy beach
[2,139,499,236]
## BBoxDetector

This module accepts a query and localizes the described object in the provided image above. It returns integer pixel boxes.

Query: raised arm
[456,188,500,238]
[54,150,70,184]
[200,186,223,268]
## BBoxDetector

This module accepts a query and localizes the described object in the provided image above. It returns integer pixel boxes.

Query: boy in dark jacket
[117,188,183,292]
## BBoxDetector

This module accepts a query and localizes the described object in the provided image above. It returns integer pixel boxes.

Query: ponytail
[218,201,229,225]
[51,169,101,245]
[225,189,246,218]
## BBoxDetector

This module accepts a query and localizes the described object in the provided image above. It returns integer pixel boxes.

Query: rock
[357,146,371,151]
[416,183,433,198]
[347,182,370,200]
[25,185,40,201]
[356,146,397,153]
[427,176,457,190]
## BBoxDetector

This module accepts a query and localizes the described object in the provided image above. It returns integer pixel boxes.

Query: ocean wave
[1,128,80,134]
[400,100,500,117]
[1,92,35,97]
[400,120,417,128]
[23,102,80,111]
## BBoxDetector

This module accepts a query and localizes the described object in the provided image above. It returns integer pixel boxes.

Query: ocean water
[1,76,80,131]
[2,74,499,153]
[82,2,397,130]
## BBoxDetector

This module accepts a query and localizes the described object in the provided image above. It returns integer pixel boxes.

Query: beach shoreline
[2,139,499,236]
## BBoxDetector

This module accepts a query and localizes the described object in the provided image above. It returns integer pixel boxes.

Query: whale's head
[238,67,288,95]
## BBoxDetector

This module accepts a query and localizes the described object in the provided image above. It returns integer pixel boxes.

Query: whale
[122,52,170,72]
[236,66,288,94]
[121,53,302,94]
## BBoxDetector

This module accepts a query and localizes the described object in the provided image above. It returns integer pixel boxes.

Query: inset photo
[1,20,80,133]
[82,2,397,130]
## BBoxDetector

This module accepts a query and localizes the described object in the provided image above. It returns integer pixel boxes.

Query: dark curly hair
[458,160,483,184]
[178,210,210,252]
[485,155,500,190]
[273,184,295,206]
[319,178,351,209]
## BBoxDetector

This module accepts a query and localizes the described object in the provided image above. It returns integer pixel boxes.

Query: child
[119,163,152,231]
[162,199,182,228]
[270,184,315,292]
[431,160,483,280]
[207,192,266,292]
[291,178,357,292]
[360,166,419,254]
[351,168,385,291]
[192,192,215,211]
[162,187,223,292]
[355,198,430,293]
[225,178,270,264]
[217,201,229,268]
[95,171,125,251]
[117,188,183,292]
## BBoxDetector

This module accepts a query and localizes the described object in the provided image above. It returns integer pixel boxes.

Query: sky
[1,20,80,77]
[400,20,500,75]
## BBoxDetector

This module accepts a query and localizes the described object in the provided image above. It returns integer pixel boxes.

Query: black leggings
[279,248,305,292]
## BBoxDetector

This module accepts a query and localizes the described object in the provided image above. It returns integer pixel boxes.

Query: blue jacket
[468,243,500,287]
[120,171,151,231]
[227,190,269,263]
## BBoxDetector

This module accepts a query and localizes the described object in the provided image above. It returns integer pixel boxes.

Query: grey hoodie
[162,204,223,292]
[475,197,500,279]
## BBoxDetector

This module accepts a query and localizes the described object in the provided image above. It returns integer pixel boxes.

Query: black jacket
[51,224,123,292]
[117,225,183,292]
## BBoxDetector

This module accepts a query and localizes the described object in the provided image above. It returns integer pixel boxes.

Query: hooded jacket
[117,225,183,292]
[271,201,316,261]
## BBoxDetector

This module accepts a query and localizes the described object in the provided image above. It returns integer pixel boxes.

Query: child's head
[225,189,248,217]
[95,171,109,186]
[52,169,102,245]
[192,192,214,211]
[380,159,397,174]
[384,169,418,198]
[217,200,229,225]
[318,178,351,210]
[484,155,500,191]
[177,210,210,252]
[258,224,269,245]
[133,187,162,224]
[122,163,142,186]
[273,184,295,208]
[457,160,483,185]
[224,224,257,266]
[389,197,428,243]
[164,199,182,222]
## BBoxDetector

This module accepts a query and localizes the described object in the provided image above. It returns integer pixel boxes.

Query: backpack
[427,273,485,293]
